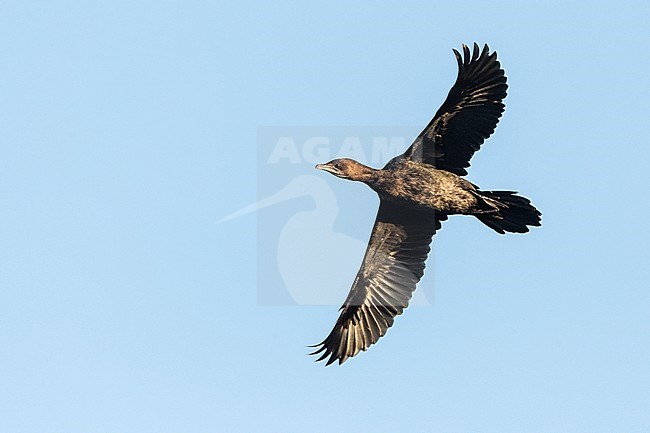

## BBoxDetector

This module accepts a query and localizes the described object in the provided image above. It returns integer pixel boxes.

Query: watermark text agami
[267,135,407,165]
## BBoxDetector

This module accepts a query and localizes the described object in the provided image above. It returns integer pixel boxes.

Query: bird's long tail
[475,190,541,234]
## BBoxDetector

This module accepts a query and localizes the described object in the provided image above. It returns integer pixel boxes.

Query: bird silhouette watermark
[217,126,435,307]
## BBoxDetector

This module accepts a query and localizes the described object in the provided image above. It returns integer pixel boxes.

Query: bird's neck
[348,163,377,183]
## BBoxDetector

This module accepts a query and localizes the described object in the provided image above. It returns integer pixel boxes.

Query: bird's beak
[315,164,340,176]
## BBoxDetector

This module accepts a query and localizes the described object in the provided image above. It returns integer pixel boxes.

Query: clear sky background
[2,1,650,432]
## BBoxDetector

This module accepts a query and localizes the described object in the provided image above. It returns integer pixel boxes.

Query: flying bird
[311,43,541,365]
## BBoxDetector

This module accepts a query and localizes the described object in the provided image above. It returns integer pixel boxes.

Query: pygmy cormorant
[311,43,541,365]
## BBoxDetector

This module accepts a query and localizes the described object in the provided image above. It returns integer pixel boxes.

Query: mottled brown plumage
[311,43,541,366]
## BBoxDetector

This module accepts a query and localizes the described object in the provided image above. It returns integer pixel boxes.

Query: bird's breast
[370,163,478,214]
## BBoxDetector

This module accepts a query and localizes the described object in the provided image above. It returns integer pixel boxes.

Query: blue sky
[2,1,650,432]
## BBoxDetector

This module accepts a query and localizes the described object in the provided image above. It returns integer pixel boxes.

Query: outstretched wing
[403,43,508,175]
[310,202,446,365]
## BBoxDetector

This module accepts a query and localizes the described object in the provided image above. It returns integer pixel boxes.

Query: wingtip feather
[472,42,479,61]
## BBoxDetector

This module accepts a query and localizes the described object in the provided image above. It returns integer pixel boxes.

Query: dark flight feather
[310,202,447,365]
[403,43,508,175]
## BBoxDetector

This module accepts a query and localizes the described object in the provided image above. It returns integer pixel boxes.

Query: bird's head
[315,158,375,182]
